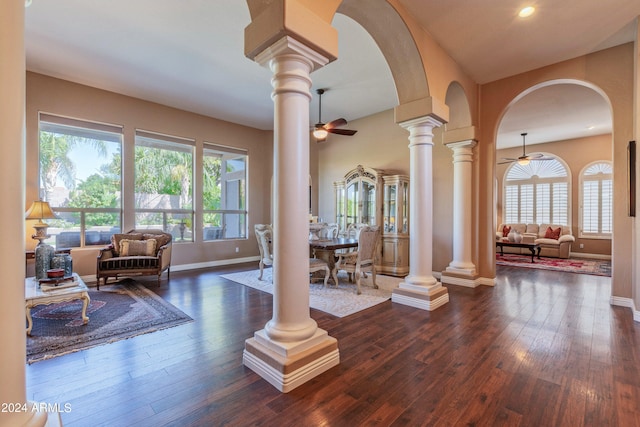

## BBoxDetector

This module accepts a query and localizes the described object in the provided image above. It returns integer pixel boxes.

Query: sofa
[496,223,575,259]
[96,229,172,289]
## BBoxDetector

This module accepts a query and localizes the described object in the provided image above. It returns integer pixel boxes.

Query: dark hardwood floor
[26,263,640,426]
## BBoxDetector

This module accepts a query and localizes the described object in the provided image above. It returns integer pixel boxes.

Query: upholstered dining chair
[254,224,273,280]
[335,225,381,294]
[320,223,339,239]
[309,258,331,287]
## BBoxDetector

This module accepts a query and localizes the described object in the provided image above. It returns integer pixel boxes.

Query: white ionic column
[243,36,339,393]
[0,2,48,426]
[443,140,477,281]
[391,117,449,311]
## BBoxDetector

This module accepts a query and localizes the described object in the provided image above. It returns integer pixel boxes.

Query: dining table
[309,237,359,286]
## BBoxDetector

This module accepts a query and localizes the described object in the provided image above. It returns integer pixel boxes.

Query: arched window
[503,155,570,225]
[579,161,612,238]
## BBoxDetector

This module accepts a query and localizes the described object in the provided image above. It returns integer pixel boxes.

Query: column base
[392,282,449,311]
[441,268,480,288]
[243,328,339,393]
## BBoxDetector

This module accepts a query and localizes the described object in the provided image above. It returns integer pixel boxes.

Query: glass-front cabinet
[380,175,409,276]
[334,165,382,232]
[334,166,409,276]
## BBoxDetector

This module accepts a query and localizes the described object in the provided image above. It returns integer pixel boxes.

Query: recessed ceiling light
[519,6,535,18]
[587,125,595,130]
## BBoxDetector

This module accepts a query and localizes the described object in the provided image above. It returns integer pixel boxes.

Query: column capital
[446,139,477,151]
[254,35,331,72]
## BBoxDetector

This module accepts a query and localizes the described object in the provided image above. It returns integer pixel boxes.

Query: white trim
[476,277,497,287]
[570,253,611,260]
[610,296,640,322]
[440,275,480,288]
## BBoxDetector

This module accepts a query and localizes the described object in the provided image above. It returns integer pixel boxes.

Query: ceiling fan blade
[498,160,516,165]
[525,153,544,159]
[328,128,358,136]
[325,118,348,130]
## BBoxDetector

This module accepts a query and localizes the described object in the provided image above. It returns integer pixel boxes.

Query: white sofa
[496,223,575,259]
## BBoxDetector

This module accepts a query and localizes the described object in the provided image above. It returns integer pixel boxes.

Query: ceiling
[24,1,639,149]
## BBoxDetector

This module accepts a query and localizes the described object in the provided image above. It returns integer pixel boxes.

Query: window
[503,156,570,226]
[134,130,194,241]
[38,113,122,249]
[579,161,612,238]
[202,143,247,240]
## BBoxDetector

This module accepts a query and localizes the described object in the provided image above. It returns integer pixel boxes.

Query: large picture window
[134,130,194,242]
[503,156,570,226]
[202,143,247,240]
[38,113,122,249]
[580,161,612,238]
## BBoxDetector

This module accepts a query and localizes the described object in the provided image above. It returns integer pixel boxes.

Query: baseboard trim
[80,255,260,285]
[571,252,611,260]
[610,296,639,323]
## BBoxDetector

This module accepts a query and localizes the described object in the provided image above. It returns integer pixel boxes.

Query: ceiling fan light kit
[313,88,357,142]
[499,132,553,165]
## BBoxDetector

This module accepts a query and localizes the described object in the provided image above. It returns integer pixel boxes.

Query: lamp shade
[25,200,58,222]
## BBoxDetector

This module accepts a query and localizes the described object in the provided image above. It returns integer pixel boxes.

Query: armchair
[335,225,380,294]
[96,229,172,289]
[254,224,273,280]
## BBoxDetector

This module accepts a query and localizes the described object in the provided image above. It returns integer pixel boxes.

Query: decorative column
[0,1,48,426]
[441,140,478,286]
[392,117,449,311]
[242,36,339,392]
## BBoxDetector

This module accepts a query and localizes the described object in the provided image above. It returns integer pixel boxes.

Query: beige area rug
[221,268,401,318]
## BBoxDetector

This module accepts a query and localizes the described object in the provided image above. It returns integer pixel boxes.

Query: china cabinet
[380,175,409,276]
[334,166,409,276]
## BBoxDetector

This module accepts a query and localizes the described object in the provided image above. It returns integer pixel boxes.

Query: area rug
[496,253,611,276]
[26,279,193,364]
[221,269,401,318]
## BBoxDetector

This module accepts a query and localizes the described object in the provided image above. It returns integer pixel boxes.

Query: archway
[495,80,613,271]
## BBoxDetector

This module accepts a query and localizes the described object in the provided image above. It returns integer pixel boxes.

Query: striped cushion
[99,256,159,271]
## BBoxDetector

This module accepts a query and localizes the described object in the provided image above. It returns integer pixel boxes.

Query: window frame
[37,112,123,249]
[502,153,571,227]
[134,129,195,242]
[579,160,612,239]
[202,142,248,241]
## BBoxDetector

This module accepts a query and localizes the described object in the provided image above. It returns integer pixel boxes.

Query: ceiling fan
[312,88,357,142]
[498,132,553,165]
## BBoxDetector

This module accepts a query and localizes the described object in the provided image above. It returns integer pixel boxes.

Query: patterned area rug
[27,279,193,364]
[496,253,611,276]
[221,269,401,317]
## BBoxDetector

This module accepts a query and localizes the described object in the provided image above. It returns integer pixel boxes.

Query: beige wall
[479,43,635,299]
[496,134,613,257]
[314,108,456,272]
[26,72,273,278]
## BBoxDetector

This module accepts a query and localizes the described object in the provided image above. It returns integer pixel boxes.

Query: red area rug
[496,253,611,277]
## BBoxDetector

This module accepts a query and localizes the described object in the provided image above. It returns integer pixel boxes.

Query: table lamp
[25,200,58,279]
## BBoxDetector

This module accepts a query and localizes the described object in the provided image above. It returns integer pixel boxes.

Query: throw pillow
[544,226,562,240]
[120,239,157,257]
[502,225,511,237]
[111,233,143,256]
[143,233,171,249]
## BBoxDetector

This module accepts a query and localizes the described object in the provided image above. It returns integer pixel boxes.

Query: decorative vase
[35,243,55,280]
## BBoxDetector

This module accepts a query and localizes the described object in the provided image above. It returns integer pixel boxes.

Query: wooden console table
[496,241,541,263]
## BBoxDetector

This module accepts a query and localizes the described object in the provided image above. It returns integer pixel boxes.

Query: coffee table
[496,241,541,263]
[25,274,90,335]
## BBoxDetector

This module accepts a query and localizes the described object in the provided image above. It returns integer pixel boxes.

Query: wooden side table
[25,274,90,336]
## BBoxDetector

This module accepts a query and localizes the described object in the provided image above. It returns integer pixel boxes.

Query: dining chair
[320,223,339,239]
[309,257,330,287]
[254,224,273,280]
[335,225,381,294]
